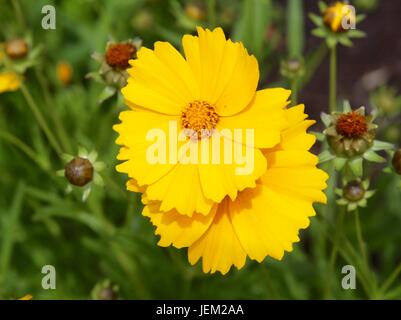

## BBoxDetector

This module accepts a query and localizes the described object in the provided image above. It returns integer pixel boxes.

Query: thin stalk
[354,209,367,267]
[354,208,378,297]
[11,0,26,30]
[35,69,73,154]
[324,206,346,298]
[0,182,25,282]
[291,79,299,106]
[0,130,49,170]
[329,45,337,112]
[20,84,63,156]
[380,261,401,296]
[300,43,328,89]
[206,0,216,28]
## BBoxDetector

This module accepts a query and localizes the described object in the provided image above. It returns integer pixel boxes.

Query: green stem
[380,261,401,295]
[20,84,63,156]
[291,78,298,106]
[11,0,26,31]
[206,0,216,28]
[325,206,346,298]
[0,130,49,170]
[35,69,73,154]
[329,45,337,113]
[300,43,328,90]
[354,209,367,267]
[0,182,25,282]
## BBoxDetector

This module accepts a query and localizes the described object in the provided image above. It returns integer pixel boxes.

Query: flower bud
[280,58,305,80]
[64,157,93,187]
[324,107,377,158]
[5,39,28,59]
[105,43,136,69]
[343,180,365,202]
[92,280,119,300]
[392,149,401,175]
[323,1,356,33]
[97,287,118,300]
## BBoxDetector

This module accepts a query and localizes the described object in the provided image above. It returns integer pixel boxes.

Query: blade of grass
[0,182,25,282]
[287,0,305,58]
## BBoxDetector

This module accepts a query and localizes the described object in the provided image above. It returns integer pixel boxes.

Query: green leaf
[347,29,366,38]
[363,150,386,163]
[365,190,376,199]
[98,86,116,104]
[232,0,272,61]
[343,100,352,112]
[356,14,367,24]
[318,1,327,12]
[287,0,305,58]
[321,112,332,127]
[311,28,326,38]
[334,157,347,171]
[372,140,395,151]
[338,36,353,47]
[349,157,363,177]
[319,150,335,163]
[337,199,348,205]
[0,182,25,278]
[312,131,325,142]
[309,13,323,27]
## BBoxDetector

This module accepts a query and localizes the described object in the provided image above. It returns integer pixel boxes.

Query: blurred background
[0,0,400,299]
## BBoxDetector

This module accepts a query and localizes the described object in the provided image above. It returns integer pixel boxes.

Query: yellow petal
[122,47,192,115]
[114,110,180,185]
[218,88,290,148]
[188,198,247,275]
[146,163,214,216]
[143,202,217,248]
[198,133,267,203]
[229,184,315,262]
[183,27,259,116]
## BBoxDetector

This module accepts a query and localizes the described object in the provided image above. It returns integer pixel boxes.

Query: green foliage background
[0,0,400,300]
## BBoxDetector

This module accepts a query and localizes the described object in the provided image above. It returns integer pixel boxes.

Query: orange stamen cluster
[336,111,368,138]
[182,101,219,139]
[105,43,136,69]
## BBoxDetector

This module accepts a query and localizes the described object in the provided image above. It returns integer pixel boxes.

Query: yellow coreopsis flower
[134,105,328,274]
[0,71,21,93]
[114,27,290,216]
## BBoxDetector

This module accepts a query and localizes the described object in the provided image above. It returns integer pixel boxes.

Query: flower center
[105,43,136,69]
[181,101,219,139]
[336,111,368,138]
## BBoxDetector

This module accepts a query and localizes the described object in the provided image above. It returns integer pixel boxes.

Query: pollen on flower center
[336,111,368,138]
[105,43,136,69]
[181,101,219,139]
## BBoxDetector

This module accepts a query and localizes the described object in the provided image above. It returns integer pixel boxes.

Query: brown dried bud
[343,181,365,202]
[5,39,28,59]
[105,43,136,69]
[97,287,118,300]
[64,157,93,187]
[392,149,401,175]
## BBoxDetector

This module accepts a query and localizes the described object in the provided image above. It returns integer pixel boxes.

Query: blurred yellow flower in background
[57,61,73,86]
[0,71,21,93]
